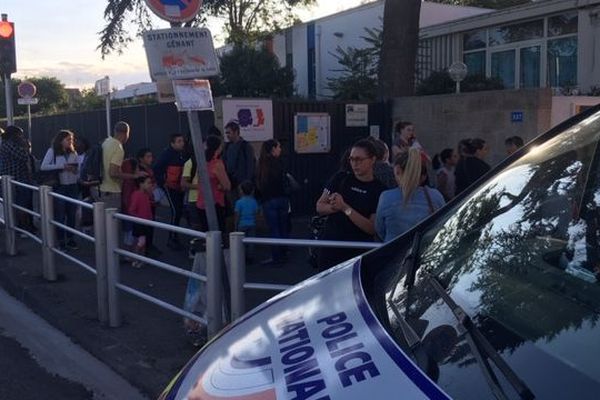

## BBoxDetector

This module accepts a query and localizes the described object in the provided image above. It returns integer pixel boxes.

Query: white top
[40,148,79,185]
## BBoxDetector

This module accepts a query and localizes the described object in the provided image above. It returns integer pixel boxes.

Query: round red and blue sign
[144,0,203,23]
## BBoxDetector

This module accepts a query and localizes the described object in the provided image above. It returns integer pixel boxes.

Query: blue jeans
[54,184,79,244]
[262,197,290,261]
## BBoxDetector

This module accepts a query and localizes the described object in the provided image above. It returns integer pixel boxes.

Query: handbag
[284,173,301,195]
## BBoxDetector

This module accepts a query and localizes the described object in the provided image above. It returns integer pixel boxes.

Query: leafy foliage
[1,76,70,119]
[214,45,294,98]
[99,0,316,56]
[327,25,382,101]
[416,71,504,95]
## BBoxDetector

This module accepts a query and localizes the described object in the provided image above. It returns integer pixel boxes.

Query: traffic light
[0,20,16,75]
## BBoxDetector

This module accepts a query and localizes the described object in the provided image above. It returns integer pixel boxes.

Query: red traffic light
[0,21,13,39]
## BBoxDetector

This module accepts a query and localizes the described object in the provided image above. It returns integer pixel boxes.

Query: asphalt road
[0,287,147,400]
[0,334,93,400]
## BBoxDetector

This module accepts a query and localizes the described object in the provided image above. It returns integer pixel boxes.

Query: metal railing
[227,232,382,321]
[106,211,221,335]
[1,174,384,340]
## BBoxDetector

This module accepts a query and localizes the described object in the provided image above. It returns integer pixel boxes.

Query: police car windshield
[384,110,600,399]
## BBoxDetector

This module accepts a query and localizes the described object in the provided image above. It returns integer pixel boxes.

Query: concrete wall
[393,89,553,165]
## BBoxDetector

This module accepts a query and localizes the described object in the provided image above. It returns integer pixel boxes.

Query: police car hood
[160,257,451,400]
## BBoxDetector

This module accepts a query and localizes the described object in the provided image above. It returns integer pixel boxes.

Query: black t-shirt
[322,171,387,242]
[455,156,491,194]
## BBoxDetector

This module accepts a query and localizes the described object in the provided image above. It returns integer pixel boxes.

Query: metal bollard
[206,231,223,338]
[93,202,108,325]
[39,186,57,281]
[2,175,16,256]
[105,208,121,328]
[229,232,246,322]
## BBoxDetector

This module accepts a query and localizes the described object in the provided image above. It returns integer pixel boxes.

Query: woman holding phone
[41,130,80,250]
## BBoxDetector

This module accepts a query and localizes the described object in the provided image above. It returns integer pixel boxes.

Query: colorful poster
[222,99,274,142]
[294,113,331,154]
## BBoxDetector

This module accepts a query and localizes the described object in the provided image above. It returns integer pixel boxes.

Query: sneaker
[66,240,79,250]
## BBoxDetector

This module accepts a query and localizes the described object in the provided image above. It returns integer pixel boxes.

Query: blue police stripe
[351,261,452,400]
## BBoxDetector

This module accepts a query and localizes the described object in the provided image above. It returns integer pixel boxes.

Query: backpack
[80,143,103,185]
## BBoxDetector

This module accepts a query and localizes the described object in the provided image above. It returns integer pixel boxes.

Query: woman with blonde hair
[376,148,445,243]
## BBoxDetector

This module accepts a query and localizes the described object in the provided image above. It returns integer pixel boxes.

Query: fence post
[206,231,223,338]
[94,202,108,325]
[229,232,246,322]
[39,185,57,281]
[105,208,121,328]
[2,175,16,256]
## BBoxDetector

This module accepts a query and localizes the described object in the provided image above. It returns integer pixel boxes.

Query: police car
[161,105,600,400]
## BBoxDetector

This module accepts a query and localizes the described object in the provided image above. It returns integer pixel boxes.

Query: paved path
[0,214,326,397]
[0,287,147,400]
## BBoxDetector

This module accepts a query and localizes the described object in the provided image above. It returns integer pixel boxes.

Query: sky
[2,0,370,90]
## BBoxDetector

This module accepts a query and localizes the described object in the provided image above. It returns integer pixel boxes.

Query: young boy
[128,176,154,268]
[234,180,259,262]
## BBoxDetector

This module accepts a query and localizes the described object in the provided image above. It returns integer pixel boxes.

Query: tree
[99,0,316,56]
[1,76,69,118]
[214,45,294,98]
[379,0,421,98]
[327,26,382,101]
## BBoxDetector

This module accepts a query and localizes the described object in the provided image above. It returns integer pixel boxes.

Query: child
[234,180,259,262]
[128,176,154,268]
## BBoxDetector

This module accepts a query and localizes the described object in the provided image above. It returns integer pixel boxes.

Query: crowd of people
[313,121,524,271]
[0,119,525,271]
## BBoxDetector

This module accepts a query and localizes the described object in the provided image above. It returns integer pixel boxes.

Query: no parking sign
[144,0,203,23]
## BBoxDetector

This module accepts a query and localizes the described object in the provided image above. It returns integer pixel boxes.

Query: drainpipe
[316,25,322,99]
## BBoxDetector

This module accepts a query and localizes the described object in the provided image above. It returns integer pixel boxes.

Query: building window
[520,46,541,88]
[463,29,486,51]
[492,50,516,89]
[489,19,544,47]
[548,37,578,87]
[548,12,578,37]
[464,51,486,76]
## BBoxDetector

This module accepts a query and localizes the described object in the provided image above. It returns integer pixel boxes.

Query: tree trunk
[379,0,422,99]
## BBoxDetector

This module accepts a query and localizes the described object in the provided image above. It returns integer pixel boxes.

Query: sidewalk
[0,216,320,398]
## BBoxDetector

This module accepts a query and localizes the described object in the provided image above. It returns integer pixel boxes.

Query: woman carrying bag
[40,130,80,250]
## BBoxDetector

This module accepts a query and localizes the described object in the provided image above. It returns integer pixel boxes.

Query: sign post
[144,1,227,326]
[17,81,37,140]
[95,76,111,137]
[1,14,16,125]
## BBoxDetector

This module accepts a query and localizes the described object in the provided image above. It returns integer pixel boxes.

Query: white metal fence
[0,175,382,339]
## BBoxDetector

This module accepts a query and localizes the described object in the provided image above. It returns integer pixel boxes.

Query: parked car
[160,105,600,400]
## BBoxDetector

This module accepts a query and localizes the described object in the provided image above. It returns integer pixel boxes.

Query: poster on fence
[222,99,273,142]
[294,113,331,154]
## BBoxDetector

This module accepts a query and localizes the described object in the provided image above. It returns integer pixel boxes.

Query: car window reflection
[383,112,600,399]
